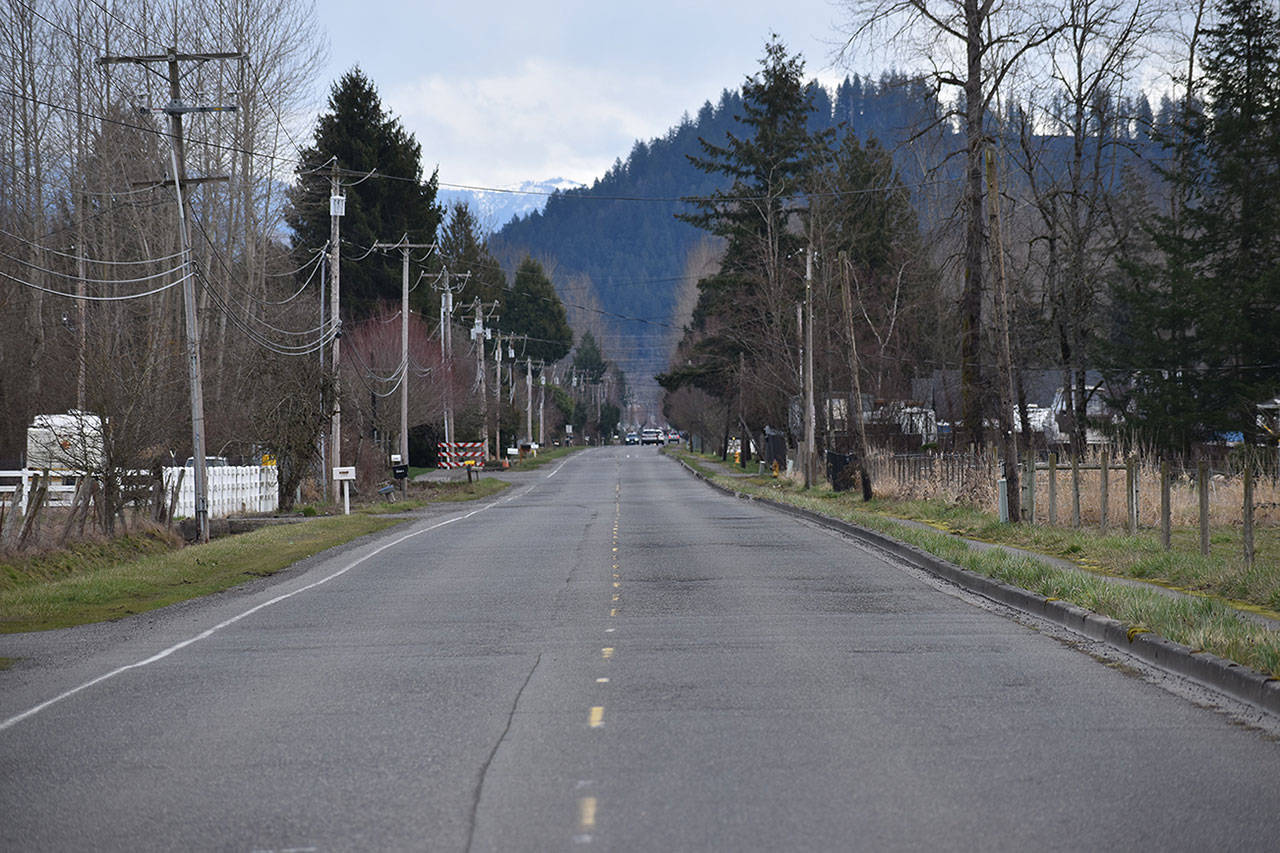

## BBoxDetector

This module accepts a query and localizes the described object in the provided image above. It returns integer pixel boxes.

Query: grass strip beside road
[673,449,1280,678]
[0,514,399,634]
[507,444,583,471]
[0,478,511,634]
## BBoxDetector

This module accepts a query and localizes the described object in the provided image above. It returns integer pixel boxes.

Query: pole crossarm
[98,44,244,543]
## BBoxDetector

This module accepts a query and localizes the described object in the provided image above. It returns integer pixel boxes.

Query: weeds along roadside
[673,448,1280,679]
[0,477,510,634]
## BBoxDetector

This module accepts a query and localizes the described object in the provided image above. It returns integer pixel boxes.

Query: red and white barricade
[438,441,485,468]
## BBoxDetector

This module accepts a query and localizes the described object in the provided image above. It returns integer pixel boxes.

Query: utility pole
[525,357,534,445]
[538,369,546,446]
[435,271,470,445]
[803,245,816,489]
[319,247,328,502]
[99,47,244,543]
[470,299,497,459]
[374,238,435,492]
[493,333,503,462]
[329,162,343,495]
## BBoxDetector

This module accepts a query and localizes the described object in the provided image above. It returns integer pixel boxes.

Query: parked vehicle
[184,456,229,467]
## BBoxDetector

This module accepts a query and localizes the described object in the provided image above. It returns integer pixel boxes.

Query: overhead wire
[248,250,326,306]
[188,213,324,336]
[0,227,186,266]
[0,266,191,300]
[0,247,188,283]
[264,244,326,277]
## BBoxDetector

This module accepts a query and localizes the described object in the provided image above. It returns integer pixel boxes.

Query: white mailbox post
[333,466,356,515]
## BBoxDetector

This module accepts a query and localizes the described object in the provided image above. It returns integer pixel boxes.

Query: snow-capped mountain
[437,177,585,232]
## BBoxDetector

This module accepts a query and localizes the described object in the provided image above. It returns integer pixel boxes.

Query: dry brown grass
[863,449,1279,530]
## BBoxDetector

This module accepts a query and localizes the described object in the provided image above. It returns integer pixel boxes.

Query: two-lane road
[2,447,1278,850]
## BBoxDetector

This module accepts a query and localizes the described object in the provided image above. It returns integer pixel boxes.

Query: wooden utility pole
[373,239,435,484]
[469,299,496,459]
[525,357,534,445]
[99,47,244,543]
[434,271,469,445]
[538,369,546,446]
[329,162,343,491]
[803,245,816,488]
[493,333,503,461]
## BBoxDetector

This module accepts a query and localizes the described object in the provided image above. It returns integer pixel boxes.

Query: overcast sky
[309,0,883,189]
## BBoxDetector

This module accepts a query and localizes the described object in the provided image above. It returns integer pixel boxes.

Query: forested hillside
[494,72,950,409]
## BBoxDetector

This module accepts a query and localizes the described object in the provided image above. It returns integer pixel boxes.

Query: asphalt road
[2,447,1278,851]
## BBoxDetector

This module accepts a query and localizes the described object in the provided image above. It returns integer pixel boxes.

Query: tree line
[650,1,1278,513]
[0,1,625,519]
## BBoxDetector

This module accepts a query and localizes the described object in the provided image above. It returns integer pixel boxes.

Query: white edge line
[0,500,504,733]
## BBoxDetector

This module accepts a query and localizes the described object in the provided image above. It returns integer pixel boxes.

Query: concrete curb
[674,456,1280,717]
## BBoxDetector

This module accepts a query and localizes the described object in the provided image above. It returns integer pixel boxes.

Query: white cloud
[386,59,693,188]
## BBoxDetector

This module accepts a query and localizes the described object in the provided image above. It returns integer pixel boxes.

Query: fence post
[1100,449,1110,532]
[1024,449,1036,523]
[1071,454,1081,528]
[2,476,25,545]
[1243,463,1255,569]
[1048,452,1058,526]
[1126,455,1138,535]
[1198,459,1210,556]
[1160,460,1171,551]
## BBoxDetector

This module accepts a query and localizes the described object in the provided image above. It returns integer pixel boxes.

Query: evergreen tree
[285,68,442,319]
[502,257,572,364]
[573,331,609,383]
[440,201,505,306]
[1108,0,1280,450]
[663,37,832,421]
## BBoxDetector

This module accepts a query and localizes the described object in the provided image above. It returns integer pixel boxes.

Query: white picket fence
[163,466,278,518]
[0,466,278,519]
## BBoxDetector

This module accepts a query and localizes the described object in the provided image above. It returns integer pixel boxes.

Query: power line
[0,247,188,283]
[0,227,186,266]
[0,266,191,300]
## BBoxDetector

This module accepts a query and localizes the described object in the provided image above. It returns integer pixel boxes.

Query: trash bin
[826,451,857,492]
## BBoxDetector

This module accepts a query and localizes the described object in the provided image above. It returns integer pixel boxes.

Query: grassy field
[674,448,1280,678]
[0,478,510,634]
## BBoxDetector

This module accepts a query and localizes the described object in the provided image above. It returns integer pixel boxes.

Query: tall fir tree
[501,257,573,365]
[663,37,832,417]
[1108,0,1280,451]
[573,331,609,383]
[440,201,506,307]
[285,68,442,319]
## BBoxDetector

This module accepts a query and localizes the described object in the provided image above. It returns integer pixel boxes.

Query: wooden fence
[0,466,278,550]
[861,448,1277,567]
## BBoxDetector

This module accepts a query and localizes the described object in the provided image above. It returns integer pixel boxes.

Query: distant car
[666,431,682,444]
[184,456,228,467]
[640,428,663,445]
[625,432,639,445]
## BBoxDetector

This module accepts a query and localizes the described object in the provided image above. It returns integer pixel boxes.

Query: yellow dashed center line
[602,647,614,660]
[578,796,597,830]
[589,706,604,728]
